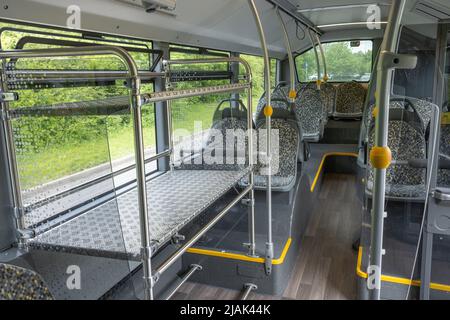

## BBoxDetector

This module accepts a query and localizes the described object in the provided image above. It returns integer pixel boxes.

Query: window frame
[294,39,374,84]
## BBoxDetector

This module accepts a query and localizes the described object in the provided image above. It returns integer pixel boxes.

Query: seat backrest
[294,83,324,141]
[253,108,300,191]
[0,263,53,300]
[367,107,427,196]
[438,104,450,187]
[365,97,436,142]
[335,82,367,116]
[256,88,291,117]
[319,82,337,115]
[178,100,251,170]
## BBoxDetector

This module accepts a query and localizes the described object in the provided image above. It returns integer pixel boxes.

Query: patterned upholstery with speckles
[0,263,53,300]
[293,83,324,141]
[335,82,366,117]
[320,82,337,115]
[367,113,427,199]
[438,119,450,187]
[240,118,299,191]
[256,90,291,116]
[178,107,250,170]
[366,97,436,133]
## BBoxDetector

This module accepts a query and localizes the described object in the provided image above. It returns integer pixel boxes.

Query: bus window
[296,40,373,83]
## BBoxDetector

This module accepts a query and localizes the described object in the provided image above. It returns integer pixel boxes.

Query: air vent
[414,0,450,20]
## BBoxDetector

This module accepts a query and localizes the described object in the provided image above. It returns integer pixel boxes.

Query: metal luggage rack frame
[0,46,257,300]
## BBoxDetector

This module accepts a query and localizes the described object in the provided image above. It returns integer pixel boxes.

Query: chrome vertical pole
[130,76,153,300]
[307,29,321,88]
[167,99,174,171]
[275,7,296,102]
[247,81,256,257]
[369,0,407,300]
[247,0,273,274]
[315,34,327,82]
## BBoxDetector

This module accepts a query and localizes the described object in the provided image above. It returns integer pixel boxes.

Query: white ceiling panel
[0,0,441,58]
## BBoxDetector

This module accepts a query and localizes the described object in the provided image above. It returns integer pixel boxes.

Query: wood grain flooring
[172,173,361,300]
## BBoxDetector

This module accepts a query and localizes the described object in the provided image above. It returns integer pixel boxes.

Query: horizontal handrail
[165,57,252,80]
[142,83,250,104]
[0,46,139,77]
[6,70,164,81]
[9,83,250,117]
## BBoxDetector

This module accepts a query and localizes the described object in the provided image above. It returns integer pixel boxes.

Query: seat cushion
[0,263,53,300]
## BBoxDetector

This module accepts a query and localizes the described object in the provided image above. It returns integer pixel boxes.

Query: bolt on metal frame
[0,45,256,300]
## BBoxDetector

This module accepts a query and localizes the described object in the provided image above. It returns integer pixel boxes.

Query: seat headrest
[221,107,247,120]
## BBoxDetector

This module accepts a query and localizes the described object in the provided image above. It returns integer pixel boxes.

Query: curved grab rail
[315,33,328,82]
[307,29,321,89]
[0,45,154,300]
[276,7,296,102]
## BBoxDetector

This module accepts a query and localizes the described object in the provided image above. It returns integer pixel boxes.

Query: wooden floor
[172,173,361,300]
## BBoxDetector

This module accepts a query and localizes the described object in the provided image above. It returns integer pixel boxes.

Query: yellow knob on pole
[264,105,273,117]
[370,146,392,169]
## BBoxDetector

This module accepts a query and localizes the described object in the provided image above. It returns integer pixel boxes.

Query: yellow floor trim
[310,152,358,192]
[356,246,450,292]
[187,238,292,265]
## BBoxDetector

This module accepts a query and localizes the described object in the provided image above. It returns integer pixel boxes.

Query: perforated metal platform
[29,169,250,260]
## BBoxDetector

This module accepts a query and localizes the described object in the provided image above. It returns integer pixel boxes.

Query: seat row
[256,81,368,142]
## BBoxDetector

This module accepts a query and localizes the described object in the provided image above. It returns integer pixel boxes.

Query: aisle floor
[172,173,362,300]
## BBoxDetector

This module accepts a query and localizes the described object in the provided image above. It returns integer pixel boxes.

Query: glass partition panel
[2,52,143,299]
[6,55,138,225]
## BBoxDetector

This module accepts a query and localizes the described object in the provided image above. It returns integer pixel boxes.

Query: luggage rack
[0,46,256,300]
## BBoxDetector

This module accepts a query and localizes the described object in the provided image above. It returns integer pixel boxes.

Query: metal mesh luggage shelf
[28,169,250,260]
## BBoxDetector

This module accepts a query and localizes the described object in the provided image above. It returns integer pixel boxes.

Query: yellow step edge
[186,238,292,265]
[356,246,450,292]
[310,152,358,192]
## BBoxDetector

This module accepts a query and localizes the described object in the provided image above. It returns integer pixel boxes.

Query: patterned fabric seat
[319,82,337,116]
[334,82,367,118]
[0,263,53,300]
[256,86,291,117]
[178,107,250,171]
[367,108,427,199]
[241,108,300,192]
[438,106,450,187]
[365,97,435,132]
[293,83,325,142]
